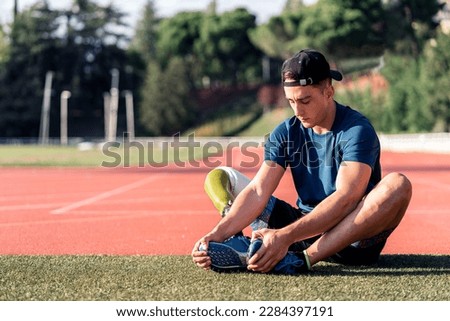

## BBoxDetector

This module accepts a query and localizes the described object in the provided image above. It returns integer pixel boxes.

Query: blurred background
[0,0,449,144]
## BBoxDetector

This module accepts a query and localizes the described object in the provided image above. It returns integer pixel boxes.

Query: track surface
[0,151,449,255]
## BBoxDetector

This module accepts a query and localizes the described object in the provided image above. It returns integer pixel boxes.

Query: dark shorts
[267,198,392,266]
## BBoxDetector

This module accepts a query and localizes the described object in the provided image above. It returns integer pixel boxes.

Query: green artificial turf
[0,144,206,168]
[1,255,449,301]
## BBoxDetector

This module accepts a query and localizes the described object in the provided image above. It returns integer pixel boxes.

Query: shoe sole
[207,242,248,273]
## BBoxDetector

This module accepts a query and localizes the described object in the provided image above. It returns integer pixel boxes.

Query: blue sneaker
[199,236,251,272]
[247,239,308,275]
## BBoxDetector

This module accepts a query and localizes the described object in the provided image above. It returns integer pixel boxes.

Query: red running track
[0,150,449,255]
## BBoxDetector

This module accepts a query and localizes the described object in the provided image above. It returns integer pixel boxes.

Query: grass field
[1,255,449,301]
[0,145,105,167]
[0,144,208,167]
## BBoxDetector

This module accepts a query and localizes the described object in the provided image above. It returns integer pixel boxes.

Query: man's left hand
[247,228,290,273]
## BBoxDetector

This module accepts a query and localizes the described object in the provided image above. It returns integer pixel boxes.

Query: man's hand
[191,237,212,271]
[247,228,291,273]
[191,229,228,271]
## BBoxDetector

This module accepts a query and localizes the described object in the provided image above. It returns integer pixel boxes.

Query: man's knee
[375,172,412,228]
[382,172,412,202]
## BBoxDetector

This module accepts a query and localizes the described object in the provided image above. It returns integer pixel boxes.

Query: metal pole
[108,68,119,141]
[60,91,71,145]
[124,90,135,141]
[103,92,111,141]
[39,71,54,145]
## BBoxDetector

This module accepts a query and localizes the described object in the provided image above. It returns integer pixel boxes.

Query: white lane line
[50,174,164,215]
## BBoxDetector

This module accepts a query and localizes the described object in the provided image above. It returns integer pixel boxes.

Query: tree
[139,58,196,136]
[206,0,217,15]
[421,30,450,131]
[383,0,443,57]
[0,25,9,67]
[57,0,131,136]
[0,0,134,138]
[156,12,203,68]
[250,0,385,61]
[157,9,261,87]
[249,12,307,59]
[380,53,435,133]
[0,2,60,137]
[299,0,385,58]
[283,0,306,12]
[130,0,159,64]
[195,8,261,85]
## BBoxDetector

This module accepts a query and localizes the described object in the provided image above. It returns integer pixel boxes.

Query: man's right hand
[191,238,212,270]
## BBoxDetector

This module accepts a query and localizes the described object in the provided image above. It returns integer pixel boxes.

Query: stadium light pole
[60,90,71,145]
[39,71,54,145]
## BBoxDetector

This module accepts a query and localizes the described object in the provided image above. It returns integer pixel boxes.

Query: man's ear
[326,85,334,99]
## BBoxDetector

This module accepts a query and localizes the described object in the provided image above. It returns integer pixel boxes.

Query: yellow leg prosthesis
[204,168,234,216]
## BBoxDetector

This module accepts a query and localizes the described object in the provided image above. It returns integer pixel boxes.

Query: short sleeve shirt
[264,102,381,212]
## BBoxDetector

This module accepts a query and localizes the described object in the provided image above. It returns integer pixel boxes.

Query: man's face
[283,83,332,131]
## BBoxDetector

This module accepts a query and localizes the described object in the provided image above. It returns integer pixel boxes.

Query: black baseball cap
[281,49,343,86]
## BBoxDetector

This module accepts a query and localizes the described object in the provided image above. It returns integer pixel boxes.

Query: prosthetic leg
[203,166,250,216]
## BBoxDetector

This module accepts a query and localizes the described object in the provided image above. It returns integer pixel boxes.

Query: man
[191,49,412,274]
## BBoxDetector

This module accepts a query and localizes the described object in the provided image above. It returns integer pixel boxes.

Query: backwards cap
[282,49,343,87]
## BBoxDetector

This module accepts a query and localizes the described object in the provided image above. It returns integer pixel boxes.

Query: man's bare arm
[248,161,372,272]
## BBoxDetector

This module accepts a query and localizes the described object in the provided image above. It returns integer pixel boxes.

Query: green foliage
[0,0,448,138]
[196,9,261,85]
[129,0,159,64]
[383,0,442,57]
[381,54,434,133]
[0,25,9,66]
[251,0,384,60]
[249,13,307,59]
[0,0,135,138]
[318,0,385,58]
[335,86,387,132]
[156,12,203,67]
[185,94,263,137]
[239,107,293,137]
[157,9,261,86]
[421,31,450,131]
[139,58,196,136]
[338,45,448,134]
[338,56,382,74]
[283,0,306,13]
[336,52,440,134]
[0,2,59,137]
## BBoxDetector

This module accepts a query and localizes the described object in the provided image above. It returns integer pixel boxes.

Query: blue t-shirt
[264,102,381,212]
